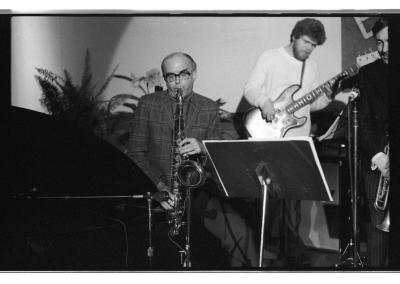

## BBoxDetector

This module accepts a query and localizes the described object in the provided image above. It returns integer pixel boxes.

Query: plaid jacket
[127,90,221,187]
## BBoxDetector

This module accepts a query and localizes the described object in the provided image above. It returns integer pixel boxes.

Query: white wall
[11,16,131,112]
[12,16,341,113]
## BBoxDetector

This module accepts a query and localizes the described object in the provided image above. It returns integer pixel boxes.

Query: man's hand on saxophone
[178,137,206,156]
[156,181,175,211]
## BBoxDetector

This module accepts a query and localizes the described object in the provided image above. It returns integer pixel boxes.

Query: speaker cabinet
[299,160,350,251]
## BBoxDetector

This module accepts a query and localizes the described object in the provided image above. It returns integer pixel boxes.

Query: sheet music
[203,137,333,202]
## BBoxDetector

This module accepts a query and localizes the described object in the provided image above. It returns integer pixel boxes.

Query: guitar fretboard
[286,64,359,114]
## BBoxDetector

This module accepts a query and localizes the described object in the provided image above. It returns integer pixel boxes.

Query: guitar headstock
[356,50,380,67]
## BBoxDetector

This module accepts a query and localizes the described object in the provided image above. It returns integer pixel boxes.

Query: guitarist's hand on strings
[156,181,175,211]
[260,98,276,122]
[328,74,349,100]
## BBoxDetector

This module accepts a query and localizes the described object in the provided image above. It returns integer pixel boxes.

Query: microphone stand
[182,187,192,268]
[255,162,272,268]
[337,92,365,268]
[146,192,154,268]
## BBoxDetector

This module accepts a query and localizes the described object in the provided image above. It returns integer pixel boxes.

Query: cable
[87,209,129,268]
[167,229,186,254]
[166,194,189,255]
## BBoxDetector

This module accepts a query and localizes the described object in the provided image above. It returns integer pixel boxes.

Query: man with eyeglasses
[128,52,257,268]
[358,17,390,267]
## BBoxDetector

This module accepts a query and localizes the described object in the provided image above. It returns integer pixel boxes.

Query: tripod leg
[183,188,192,268]
[258,181,269,267]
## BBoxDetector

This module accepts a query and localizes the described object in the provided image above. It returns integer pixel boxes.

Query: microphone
[132,191,170,202]
[350,88,360,99]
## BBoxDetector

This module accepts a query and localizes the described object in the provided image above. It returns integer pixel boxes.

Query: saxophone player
[358,17,390,268]
[128,52,257,267]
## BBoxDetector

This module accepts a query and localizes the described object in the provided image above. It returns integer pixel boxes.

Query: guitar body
[244,84,307,138]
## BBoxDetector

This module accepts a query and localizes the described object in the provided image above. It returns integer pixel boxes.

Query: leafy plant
[35,49,117,133]
[112,68,164,96]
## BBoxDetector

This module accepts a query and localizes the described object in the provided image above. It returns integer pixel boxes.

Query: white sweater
[244,47,330,137]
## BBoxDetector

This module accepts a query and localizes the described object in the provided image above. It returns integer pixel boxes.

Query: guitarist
[243,18,335,266]
[244,18,333,138]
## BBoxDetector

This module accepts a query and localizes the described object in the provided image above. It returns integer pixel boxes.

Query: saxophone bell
[177,159,206,188]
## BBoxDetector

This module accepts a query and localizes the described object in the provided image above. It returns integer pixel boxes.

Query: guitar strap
[299,61,306,88]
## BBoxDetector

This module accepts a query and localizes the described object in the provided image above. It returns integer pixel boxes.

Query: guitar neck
[286,64,359,114]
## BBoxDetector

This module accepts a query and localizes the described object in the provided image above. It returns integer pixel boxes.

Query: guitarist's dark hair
[290,18,326,45]
[372,17,388,36]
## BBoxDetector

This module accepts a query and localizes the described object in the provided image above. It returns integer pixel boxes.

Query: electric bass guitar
[244,51,380,138]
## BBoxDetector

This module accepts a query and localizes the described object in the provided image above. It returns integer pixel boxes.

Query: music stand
[203,136,333,267]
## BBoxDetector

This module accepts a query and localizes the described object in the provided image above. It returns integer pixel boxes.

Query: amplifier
[299,139,351,252]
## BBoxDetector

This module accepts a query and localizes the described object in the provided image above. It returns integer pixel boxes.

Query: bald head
[161,52,197,76]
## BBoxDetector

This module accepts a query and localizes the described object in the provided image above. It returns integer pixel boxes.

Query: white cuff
[371,152,385,170]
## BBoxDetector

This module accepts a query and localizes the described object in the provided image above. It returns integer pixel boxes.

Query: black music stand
[203,137,333,267]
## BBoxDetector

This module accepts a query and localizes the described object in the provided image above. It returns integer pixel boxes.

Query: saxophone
[168,88,205,236]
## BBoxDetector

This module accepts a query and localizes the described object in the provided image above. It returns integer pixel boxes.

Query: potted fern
[35,49,117,137]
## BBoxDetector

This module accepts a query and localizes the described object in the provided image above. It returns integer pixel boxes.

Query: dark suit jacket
[127,90,221,187]
[358,59,389,199]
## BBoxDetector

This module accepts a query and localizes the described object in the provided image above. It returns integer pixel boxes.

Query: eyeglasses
[164,70,192,83]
